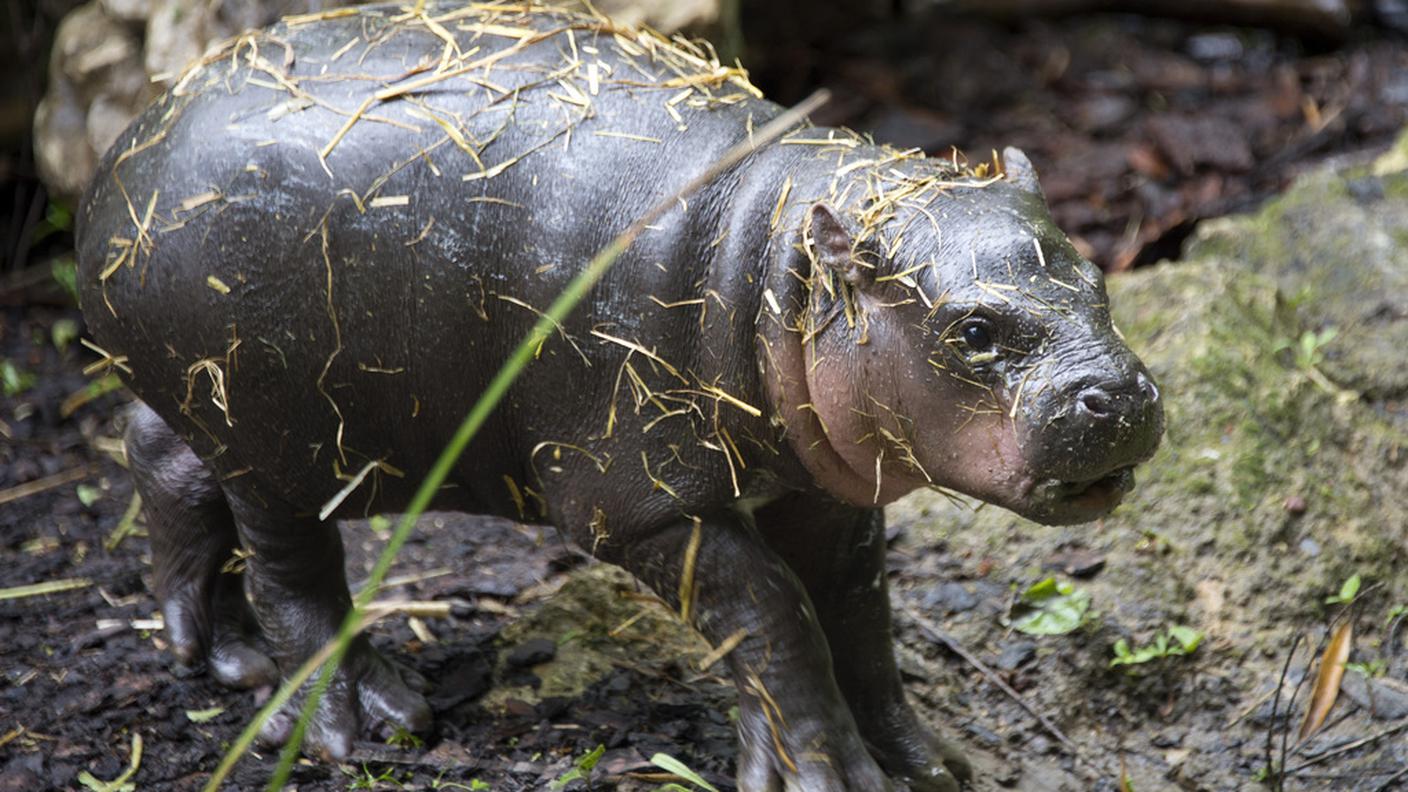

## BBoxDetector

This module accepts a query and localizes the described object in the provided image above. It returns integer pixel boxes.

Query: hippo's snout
[1021,361,1164,524]
[1076,371,1159,423]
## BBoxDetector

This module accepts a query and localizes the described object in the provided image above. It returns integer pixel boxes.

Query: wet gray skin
[77,4,1162,791]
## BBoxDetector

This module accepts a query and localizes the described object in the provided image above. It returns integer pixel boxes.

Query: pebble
[994,641,1037,671]
[921,582,978,614]
[506,637,557,668]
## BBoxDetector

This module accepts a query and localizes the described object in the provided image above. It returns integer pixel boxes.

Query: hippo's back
[77,1,778,510]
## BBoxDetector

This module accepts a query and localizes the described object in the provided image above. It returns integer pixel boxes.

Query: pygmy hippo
[77,3,1163,790]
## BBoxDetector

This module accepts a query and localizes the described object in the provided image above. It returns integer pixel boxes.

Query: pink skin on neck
[762,292,1035,510]
[760,286,1025,501]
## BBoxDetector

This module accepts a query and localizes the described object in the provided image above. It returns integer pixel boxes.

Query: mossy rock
[482,564,710,710]
[1185,141,1408,404]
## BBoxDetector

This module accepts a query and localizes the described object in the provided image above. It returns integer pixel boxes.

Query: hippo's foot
[122,400,279,689]
[257,636,432,760]
[734,694,902,792]
[161,569,281,690]
[864,718,970,792]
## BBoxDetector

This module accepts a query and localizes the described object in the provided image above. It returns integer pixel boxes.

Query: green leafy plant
[185,706,224,723]
[76,484,102,508]
[1345,659,1387,678]
[344,763,403,790]
[1324,573,1361,605]
[1110,625,1204,668]
[1011,577,1091,636]
[386,726,424,749]
[549,744,605,790]
[32,201,72,247]
[430,772,489,790]
[650,753,719,792]
[1284,327,1337,370]
[51,256,79,302]
[51,319,80,352]
[1,360,37,396]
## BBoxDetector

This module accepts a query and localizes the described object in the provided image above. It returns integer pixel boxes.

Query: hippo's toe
[257,639,431,760]
[161,569,279,690]
[864,721,970,792]
[734,695,909,792]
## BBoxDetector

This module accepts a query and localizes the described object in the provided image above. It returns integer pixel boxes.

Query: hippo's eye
[960,320,994,353]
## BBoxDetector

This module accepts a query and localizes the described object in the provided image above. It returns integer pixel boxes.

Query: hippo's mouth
[1025,466,1136,523]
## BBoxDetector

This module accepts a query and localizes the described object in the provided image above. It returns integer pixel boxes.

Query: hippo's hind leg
[218,480,431,760]
[124,401,277,689]
[755,492,972,792]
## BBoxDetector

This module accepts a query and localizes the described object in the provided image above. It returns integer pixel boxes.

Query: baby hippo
[78,3,1163,790]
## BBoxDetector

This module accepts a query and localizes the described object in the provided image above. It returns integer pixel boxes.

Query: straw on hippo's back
[77,3,1161,790]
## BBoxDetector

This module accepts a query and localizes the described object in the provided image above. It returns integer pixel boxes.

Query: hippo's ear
[1002,147,1044,198]
[807,203,871,287]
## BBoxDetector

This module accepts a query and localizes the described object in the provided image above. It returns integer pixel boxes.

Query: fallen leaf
[1298,621,1352,743]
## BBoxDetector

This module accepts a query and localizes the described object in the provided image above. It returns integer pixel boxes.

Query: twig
[0,466,90,506]
[1267,632,1306,792]
[1289,718,1408,774]
[0,578,93,601]
[104,492,143,551]
[901,604,1101,775]
[1371,764,1408,792]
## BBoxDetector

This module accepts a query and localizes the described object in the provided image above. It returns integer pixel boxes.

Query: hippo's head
[776,148,1163,525]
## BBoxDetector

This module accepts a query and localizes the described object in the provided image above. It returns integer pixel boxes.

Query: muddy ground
[4,7,1408,792]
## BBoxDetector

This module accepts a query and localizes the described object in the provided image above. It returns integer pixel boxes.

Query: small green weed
[1110,625,1204,669]
[1,360,37,396]
[1011,578,1091,636]
[1279,328,1337,371]
[649,753,719,791]
[549,744,605,790]
[1324,573,1361,605]
[1345,659,1387,678]
[344,763,404,790]
[51,256,79,302]
[430,771,490,790]
[386,726,424,750]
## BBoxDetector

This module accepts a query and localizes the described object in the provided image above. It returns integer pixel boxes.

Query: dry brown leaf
[1298,620,1353,743]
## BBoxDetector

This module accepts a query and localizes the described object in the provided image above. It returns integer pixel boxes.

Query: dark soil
[4,7,1408,792]
[746,8,1408,272]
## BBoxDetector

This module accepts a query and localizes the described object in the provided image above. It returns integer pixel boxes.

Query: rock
[100,0,153,22]
[33,80,95,202]
[506,637,557,668]
[84,95,135,160]
[1147,114,1254,174]
[921,581,978,614]
[939,0,1356,37]
[1340,674,1408,720]
[480,565,711,711]
[1187,133,1408,402]
[1044,547,1106,578]
[994,640,1037,671]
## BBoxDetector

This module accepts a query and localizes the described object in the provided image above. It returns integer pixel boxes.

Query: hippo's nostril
[1136,372,1160,404]
[1077,387,1115,418]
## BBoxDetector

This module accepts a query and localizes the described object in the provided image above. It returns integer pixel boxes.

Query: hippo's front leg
[221,483,431,759]
[599,511,896,791]
[755,493,971,792]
